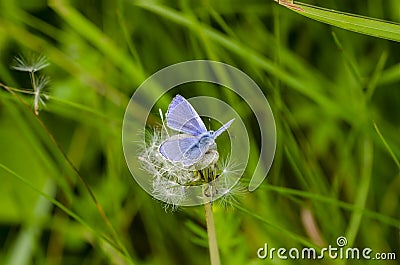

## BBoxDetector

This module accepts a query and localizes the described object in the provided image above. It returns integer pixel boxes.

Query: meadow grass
[0,1,399,264]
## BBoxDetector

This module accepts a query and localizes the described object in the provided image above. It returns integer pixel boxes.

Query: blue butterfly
[159,95,234,167]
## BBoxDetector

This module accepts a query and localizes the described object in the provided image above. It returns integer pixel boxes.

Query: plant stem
[204,202,221,265]
[29,70,39,115]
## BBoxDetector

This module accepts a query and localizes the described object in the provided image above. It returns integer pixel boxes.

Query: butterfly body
[159,95,234,167]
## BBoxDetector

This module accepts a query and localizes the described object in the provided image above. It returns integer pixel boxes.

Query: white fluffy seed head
[138,125,241,210]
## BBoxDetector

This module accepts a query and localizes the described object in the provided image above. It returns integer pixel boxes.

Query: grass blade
[373,122,400,171]
[279,1,400,42]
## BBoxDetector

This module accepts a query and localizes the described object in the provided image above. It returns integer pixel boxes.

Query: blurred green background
[0,0,399,264]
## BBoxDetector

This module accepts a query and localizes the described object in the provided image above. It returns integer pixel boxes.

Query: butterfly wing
[159,134,211,166]
[213,118,235,139]
[166,95,207,136]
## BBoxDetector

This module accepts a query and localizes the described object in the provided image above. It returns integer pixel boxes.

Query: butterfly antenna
[159,108,170,137]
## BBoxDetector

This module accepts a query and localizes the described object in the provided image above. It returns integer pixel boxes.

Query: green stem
[29,70,39,115]
[204,202,221,265]
[345,137,373,247]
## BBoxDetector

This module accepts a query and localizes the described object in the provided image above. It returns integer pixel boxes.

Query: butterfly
[159,95,234,167]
